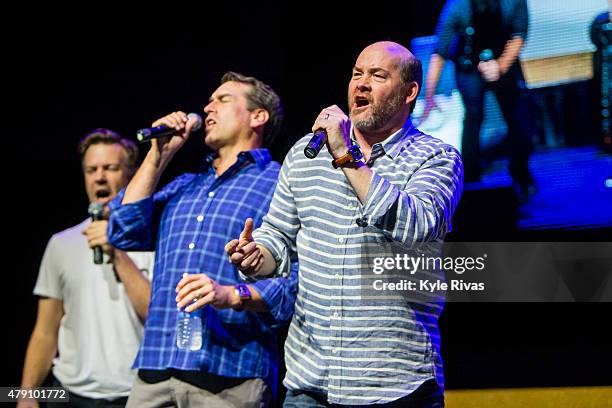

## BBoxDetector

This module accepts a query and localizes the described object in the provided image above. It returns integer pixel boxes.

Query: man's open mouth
[353,96,371,109]
[96,189,111,199]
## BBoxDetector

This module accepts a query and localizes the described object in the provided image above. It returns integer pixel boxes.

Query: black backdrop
[5,3,611,391]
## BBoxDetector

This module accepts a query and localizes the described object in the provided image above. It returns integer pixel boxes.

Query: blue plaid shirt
[107,149,297,386]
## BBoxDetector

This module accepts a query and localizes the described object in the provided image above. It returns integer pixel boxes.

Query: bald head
[363,41,422,100]
[353,41,422,117]
[348,41,423,136]
[361,41,413,60]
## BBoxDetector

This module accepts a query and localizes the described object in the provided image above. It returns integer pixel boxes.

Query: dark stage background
[5,3,611,394]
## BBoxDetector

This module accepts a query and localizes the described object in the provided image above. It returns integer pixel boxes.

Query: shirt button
[196,215,204,222]
[335,273,340,280]
[208,191,215,198]
[338,237,345,243]
[188,243,195,249]
[333,312,339,318]
[332,348,338,354]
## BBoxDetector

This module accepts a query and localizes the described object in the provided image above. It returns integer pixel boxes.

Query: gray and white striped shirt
[253,119,463,405]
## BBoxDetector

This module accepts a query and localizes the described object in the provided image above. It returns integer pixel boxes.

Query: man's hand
[478,60,502,83]
[147,111,199,165]
[312,105,352,158]
[82,220,114,256]
[123,111,198,204]
[175,273,240,312]
[225,218,265,276]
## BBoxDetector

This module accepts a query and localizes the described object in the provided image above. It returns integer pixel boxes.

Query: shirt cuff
[252,232,292,278]
[238,270,259,283]
[361,170,401,227]
[249,278,294,326]
[111,197,154,233]
[108,192,156,250]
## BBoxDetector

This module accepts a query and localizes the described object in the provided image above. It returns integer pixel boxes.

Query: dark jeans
[456,63,534,186]
[46,381,127,408]
[283,379,444,408]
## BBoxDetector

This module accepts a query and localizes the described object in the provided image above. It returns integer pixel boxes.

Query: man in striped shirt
[227,42,463,406]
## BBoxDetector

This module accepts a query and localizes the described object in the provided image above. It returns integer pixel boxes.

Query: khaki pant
[126,373,271,408]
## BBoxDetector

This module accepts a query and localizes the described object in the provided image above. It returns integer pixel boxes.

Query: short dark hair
[399,56,423,114]
[78,128,139,175]
[220,71,284,146]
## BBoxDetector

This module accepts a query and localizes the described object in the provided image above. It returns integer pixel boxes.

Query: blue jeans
[455,63,534,186]
[283,380,444,407]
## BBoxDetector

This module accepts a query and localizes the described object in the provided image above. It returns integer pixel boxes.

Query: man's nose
[204,101,215,114]
[356,78,372,91]
[94,169,107,182]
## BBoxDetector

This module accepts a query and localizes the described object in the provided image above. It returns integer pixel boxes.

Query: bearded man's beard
[350,90,405,132]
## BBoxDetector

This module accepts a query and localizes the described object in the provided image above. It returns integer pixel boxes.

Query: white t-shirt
[34,219,154,399]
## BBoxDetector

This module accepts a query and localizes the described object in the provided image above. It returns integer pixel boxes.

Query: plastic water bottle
[176,307,202,351]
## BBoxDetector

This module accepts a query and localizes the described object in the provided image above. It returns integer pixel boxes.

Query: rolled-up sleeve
[361,146,463,245]
[108,173,197,251]
[252,149,300,278]
[248,261,298,331]
[108,192,156,251]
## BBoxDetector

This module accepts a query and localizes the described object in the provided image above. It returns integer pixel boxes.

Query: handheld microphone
[479,49,494,62]
[304,129,327,159]
[136,113,203,143]
[87,202,105,265]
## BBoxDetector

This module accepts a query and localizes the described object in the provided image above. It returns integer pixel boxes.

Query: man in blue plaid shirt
[108,72,297,408]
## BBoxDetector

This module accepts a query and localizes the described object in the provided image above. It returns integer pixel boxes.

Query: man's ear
[404,81,420,105]
[250,108,269,129]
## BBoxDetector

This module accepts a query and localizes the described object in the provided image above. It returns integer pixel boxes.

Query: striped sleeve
[362,146,463,244]
[252,147,300,278]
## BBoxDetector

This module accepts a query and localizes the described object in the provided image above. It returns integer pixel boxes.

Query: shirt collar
[244,148,273,170]
[350,118,417,161]
[200,148,272,172]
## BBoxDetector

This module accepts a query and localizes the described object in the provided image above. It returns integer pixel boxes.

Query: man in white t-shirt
[18,129,154,408]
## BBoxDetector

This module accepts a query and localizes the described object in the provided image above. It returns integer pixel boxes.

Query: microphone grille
[88,202,104,216]
[187,113,203,131]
